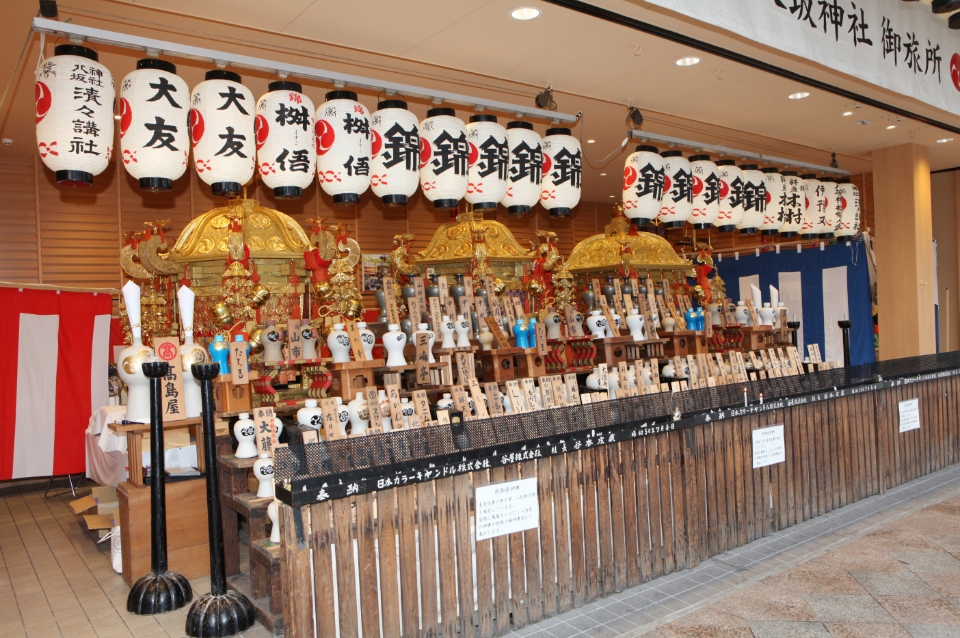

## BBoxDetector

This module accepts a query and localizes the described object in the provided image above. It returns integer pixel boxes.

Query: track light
[625,106,644,129]
[932,0,960,14]
[534,85,557,111]
[39,0,58,18]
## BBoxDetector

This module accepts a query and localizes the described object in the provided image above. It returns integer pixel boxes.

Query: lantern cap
[211,181,242,197]
[800,173,818,179]
[738,163,758,170]
[545,127,572,136]
[781,170,799,176]
[136,58,176,73]
[381,194,408,207]
[819,232,835,239]
[760,167,780,174]
[56,170,92,187]
[692,222,713,229]
[663,220,685,228]
[469,114,497,123]
[507,120,534,130]
[326,89,358,101]
[661,150,683,158]
[333,193,360,206]
[837,177,852,183]
[508,204,531,216]
[472,201,497,210]
[761,229,779,236]
[139,177,172,192]
[799,232,819,239]
[427,107,456,117]
[739,227,759,235]
[716,224,736,232]
[274,186,302,199]
[268,80,303,93]
[820,176,836,183]
[548,207,572,217]
[716,159,736,166]
[433,198,459,210]
[780,231,799,238]
[378,99,408,110]
[635,145,659,153]
[689,154,711,162]
[205,69,241,82]
[54,44,98,61]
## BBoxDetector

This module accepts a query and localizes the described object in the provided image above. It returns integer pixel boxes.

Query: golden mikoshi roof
[415,211,532,264]
[170,199,312,262]
[566,215,691,273]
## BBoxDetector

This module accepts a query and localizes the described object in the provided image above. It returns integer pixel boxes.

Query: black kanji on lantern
[69,137,100,155]
[147,77,182,108]
[342,113,370,138]
[143,117,179,151]
[217,86,248,114]
[343,155,370,177]
[381,122,420,171]
[702,173,722,206]
[669,167,693,204]
[276,148,311,173]
[215,127,246,157]
[551,147,582,188]
[275,103,310,131]
[477,135,508,180]
[727,177,746,209]
[73,86,102,105]
[72,119,100,137]
[508,140,543,184]
[634,163,666,201]
[743,181,767,213]
[431,130,469,176]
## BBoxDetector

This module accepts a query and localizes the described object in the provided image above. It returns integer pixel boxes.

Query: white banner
[645,0,960,116]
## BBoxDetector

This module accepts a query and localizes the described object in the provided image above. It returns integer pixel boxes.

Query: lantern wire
[577,113,629,167]
[0,27,38,123]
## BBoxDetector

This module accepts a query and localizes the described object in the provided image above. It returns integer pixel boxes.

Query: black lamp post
[839,319,852,368]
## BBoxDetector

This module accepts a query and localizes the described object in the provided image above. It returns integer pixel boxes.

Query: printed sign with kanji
[152,337,186,421]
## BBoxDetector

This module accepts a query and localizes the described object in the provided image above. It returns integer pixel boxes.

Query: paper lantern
[501,121,543,216]
[465,114,508,210]
[689,154,721,229]
[370,99,420,206]
[622,145,665,226]
[819,177,839,238]
[316,90,371,205]
[540,127,582,217]
[800,174,825,238]
[658,151,693,227]
[737,164,766,235]
[760,168,784,235]
[118,59,188,192]
[715,160,745,232]
[190,70,255,197]
[835,178,861,241]
[35,44,115,187]
[779,171,804,238]
[255,80,315,199]
[419,107,469,210]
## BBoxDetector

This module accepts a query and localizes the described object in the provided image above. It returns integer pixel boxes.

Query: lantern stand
[839,319,852,368]
[788,321,801,349]
[126,361,192,615]
[185,363,256,637]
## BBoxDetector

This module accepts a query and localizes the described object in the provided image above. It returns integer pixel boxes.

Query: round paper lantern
[35,44,115,187]
[501,121,543,216]
[419,107,469,210]
[370,99,420,207]
[658,151,693,227]
[540,127,582,217]
[737,164,766,235]
[715,160,745,232]
[800,174,825,239]
[689,154,721,229]
[819,177,839,238]
[255,80,315,199]
[835,178,861,242]
[465,114,508,210]
[760,168,784,235]
[119,59,188,192]
[779,171,804,238]
[316,90,371,205]
[190,70,255,198]
[622,145,665,227]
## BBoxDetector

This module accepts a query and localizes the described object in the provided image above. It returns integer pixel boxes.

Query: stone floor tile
[821,622,912,638]
[712,587,817,622]
[543,621,582,638]
[746,620,832,637]
[916,573,960,598]
[894,552,960,575]
[765,564,868,595]
[876,596,960,625]
[901,625,960,638]
[851,570,941,597]
[803,593,895,623]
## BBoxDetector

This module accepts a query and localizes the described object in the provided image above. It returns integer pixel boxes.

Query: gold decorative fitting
[566,216,691,274]
[416,210,533,265]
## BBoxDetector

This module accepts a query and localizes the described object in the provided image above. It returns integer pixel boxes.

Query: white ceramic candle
[234,413,258,458]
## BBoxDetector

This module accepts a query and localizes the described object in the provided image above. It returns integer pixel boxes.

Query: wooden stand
[742,326,774,351]
[661,331,710,357]
[328,359,384,400]
[514,348,547,379]
[624,338,668,360]
[478,347,522,383]
[592,335,634,367]
[214,373,253,413]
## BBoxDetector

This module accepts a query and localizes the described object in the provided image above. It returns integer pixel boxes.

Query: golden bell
[211,302,234,328]
[250,284,271,307]
[248,328,264,354]
[343,298,362,319]
[527,279,544,296]
[492,277,506,294]
[312,280,333,301]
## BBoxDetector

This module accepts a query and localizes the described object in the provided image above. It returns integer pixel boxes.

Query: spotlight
[932,0,960,14]
[534,86,556,111]
[39,0,58,18]
[625,106,644,129]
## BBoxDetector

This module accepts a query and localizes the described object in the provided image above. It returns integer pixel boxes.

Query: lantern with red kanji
[540,127,582,217]
[190,69,255,198]
[419,107,469,210]
[622,145,665,226]
[501,121,543,216]
[316,90,372,205]
[465,114,508,210]
[256,80,315,199]
[370,99,420,206]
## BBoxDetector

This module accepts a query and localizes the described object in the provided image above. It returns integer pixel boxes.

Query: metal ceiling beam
[31,17,578,124]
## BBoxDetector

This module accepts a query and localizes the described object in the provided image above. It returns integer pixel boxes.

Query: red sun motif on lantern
[119,98,132,138]
[663,175,672,193]
[623,166,637,190]
[188,109,204,147]
[315,119,335,155]
[542,152,552,175]
[951,53,960,92]
[468,142,479,167]
[719,180,729,199]
[419,137,432,169]
[254,115,269,150]
[765,190,772,205]
[371,129,382,158]
[35,82,51,124]
[692,175,704,196]
[841,195,848,210]
[805,196,810,209]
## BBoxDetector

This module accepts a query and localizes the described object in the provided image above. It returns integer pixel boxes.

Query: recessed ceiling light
[855,119,872,126]
[600,173,607,176]
[842,111,853,116]
[937,138,954,143]
[510,6,540,20]
[587,139,596,144]
[676,57,700,66]
[886,125,897,130]
[609,195,615,198]
[788,92,810,100]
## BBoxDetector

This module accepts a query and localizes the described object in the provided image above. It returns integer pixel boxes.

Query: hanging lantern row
[621,145,860,241]
[36,49,581,214]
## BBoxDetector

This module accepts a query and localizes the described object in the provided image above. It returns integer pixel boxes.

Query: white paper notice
[475,478,539,541]
[752,425,786,469]
[899,398,920,433]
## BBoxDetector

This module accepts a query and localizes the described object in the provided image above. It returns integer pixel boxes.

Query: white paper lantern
[835,179,861,241]
[622,145,665,226]
[715,160,745,232]
[255,81,315,199]
[540,127,582,217]
[419,107,469,210]
[760,168,784,235]
[779,171,804,237]
[35,44,115,187]
[465,114,508,210]
[800,174,826,238]
[316,90,371,205]
[737,164,766,235]
[657,151,693,227]
[370,99,420,207]
[118,59,188,192]
[689,154,721,229]
[819,177,840,238]
[190,70,255,197]
[501,121,543,216]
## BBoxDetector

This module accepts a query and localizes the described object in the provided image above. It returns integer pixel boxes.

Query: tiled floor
[4,464,960,638]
